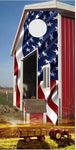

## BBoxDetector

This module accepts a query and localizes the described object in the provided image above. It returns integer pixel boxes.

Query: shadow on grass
[17,138,50,149]
[55,137,75,148]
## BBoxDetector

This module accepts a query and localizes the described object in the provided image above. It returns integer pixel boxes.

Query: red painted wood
[14,52,20,108]
[70,19,75,118]
[66,18,70,118]
[16,75,20,107]
[14,52,18,75]
[61,17,75,120]
[62,17,67,118]
[30,113,43,123]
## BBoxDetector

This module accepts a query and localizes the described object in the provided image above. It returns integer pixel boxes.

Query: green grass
[0,133,75,149]
[0,93,12,107]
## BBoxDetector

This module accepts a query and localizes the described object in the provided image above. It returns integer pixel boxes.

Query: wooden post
[58,98,62,125]
[43,113,46,123]
[24,102,26,124]
[6,90,8,101]
[26,113,30,124]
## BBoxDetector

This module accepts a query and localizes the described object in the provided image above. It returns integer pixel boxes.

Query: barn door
[13,75,16,106]
[23,50,38,99]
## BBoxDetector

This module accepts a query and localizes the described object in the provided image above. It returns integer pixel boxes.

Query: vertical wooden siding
[61,17,75,120]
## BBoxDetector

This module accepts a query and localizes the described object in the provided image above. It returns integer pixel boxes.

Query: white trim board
[58,13,62,122]
[21,49,38,100]
[24,1,75,12]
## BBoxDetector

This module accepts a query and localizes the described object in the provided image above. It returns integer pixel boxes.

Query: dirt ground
[0,105,23,123]
[0,105,75,149]
[0,105,75,139]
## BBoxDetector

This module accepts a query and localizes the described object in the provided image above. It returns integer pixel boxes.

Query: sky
[0,0,75,87]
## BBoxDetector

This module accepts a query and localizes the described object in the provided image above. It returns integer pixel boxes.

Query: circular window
[29,19,47,38]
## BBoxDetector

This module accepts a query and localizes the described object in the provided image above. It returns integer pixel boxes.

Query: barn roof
[11,0,75,56]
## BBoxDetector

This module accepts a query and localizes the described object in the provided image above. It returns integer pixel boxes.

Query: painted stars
[26,48,30,52]
[26,41,29,46]
[45,42,48,49]
[38,42,41,47]
[30,38,34,42]
[44,59,50,64]
[32,45,35,50]
[53,15,58,20]
[43,15,46,21]
[50,33,53,41]
[35,14,39,19]
[56,66,58,70]
[50,72,56,77]
[49,11,53,15]
[47,22,53,27]
[53,49,58,55]
[31,12,34,16]
[53,57,57,63]
[55,26,58,32]
[42,51,48,57]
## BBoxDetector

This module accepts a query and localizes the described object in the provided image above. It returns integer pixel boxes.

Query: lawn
[0,93,12,107]
[0,134,75,149]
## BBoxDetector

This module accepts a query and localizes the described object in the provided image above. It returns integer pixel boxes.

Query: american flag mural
[14,10,58,125]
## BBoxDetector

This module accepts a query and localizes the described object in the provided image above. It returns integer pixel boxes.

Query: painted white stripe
[56,80,58,85]
[16,47,23,61]
[40,80,58,124]
[16,27,24,91]
[52,90,59,106]
[40,81,50,100]
[47,104,57,125]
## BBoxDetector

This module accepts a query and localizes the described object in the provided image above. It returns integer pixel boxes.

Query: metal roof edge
[24,0,57,10]
[24,0,75,12]
[56,1,75,13]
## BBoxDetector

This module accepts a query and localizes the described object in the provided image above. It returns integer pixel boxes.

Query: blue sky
[0,0,75,87]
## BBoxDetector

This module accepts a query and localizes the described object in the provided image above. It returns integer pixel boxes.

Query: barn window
[43,64,50,89]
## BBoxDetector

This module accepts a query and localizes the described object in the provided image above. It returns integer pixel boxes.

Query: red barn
[11,0,75,125]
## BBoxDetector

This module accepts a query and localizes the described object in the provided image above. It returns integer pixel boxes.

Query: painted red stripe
[14,52,18,75]
[16,76,20,107]
[48,99,58,115]
[47,116,58,125]
[51,81,56,94]
[38,81,45,100]
[14,52,20,108]
[38,80,58,124]
[46,115,53,124]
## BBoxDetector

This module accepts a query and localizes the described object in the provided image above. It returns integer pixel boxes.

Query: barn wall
[13,10,58,125]
[61,16,75,120]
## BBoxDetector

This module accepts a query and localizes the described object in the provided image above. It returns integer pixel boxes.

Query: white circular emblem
[29,19,47,38]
